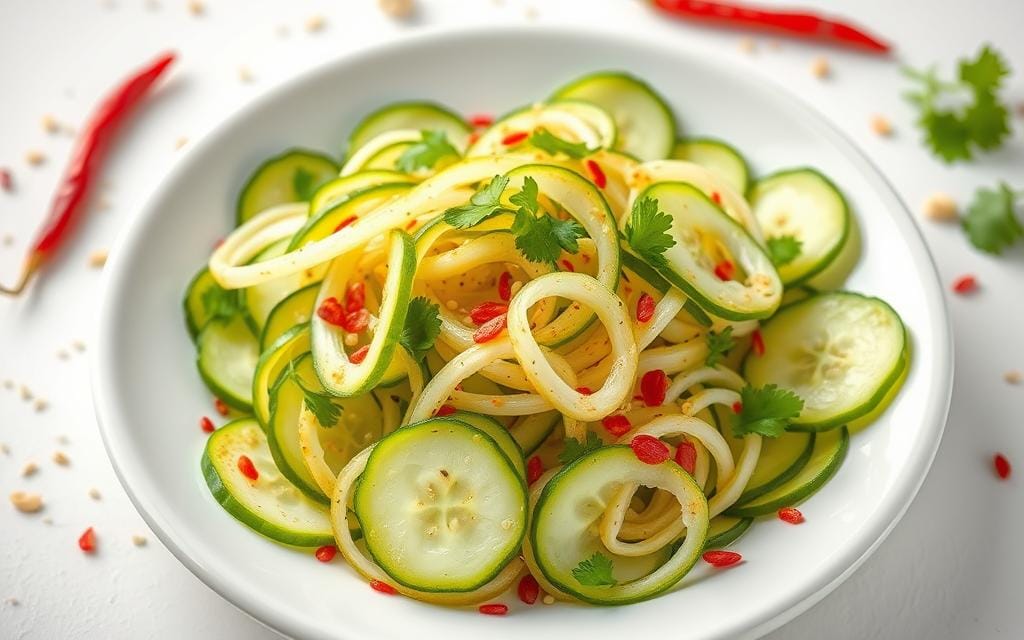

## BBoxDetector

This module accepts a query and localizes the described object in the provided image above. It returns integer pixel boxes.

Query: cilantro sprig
[399,296,441,360]
[528,128,591,159]
[961,182,1023,254]
[766,235,802,267]
[397,130,459,173]
[558,431,603,465]
[287,362,343,427]
[442,175,510,228]
[625,197,675,268]
[704,327,735,368]
[509,176,585,263]
[732,384,803,438]
[572,552,617,587]
[903,45,1013,163]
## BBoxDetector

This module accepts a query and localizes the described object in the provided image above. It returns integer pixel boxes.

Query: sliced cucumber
[363,141,415,171]
[449,410,525,476]
[509,411,561,457]
[551,71,676,161]
[253,324,310,428]
[236,149,339,225]
[531,446,708,605]
[727,427,849,517]
[672,138,750,195]
[260,283,318,353]
[353,418,527,592]
[632,181,782,320]
[466,101,616,157]
[744,292,907,431]
[202,418,334,546]
[749,169,850,286]
[735,431,815,506]
[704,515,753,550]
[243,238,317,332]
[309,170,414,217]
[287,183,413,251]
[346,102,470,157]
[183,267,235,340]
[197,315,259,412]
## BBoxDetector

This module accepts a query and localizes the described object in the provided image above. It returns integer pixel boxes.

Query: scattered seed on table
[542,595,555,605]
[922,192,957,221]
[870,114,893,137]
[25,150,46,166]
[2,234,13,246]
[378,0,414,19]
[56,434,69,445]
[21,462,39,477]
[145,0,161,10]
[57,349,69,360]
[41,114,61,134]
[88,249,108,268]
[132,534,148,546]
[33,398,48,413]
[19,385,33,401]
[0,443,8,455]
[73,340,86,352]
[2,380,12,390]
[524,5,539,20]
[305,15,325,32]
[810,56,830,79]
[88,487,101,500]
[739,37,757,53]
[5,597,19,606]
[1003,370,1021,385]
[10,491,44,513]
[187,0,204,16]
[42,517,53,525]
[52,451,70,466]
[237,66,253,83]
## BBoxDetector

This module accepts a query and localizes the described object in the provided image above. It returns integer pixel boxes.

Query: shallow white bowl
[93,26,953,640]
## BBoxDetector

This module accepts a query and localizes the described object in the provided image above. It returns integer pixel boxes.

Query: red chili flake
[78,527,97,553]
[711,191,722,205]
[237,455,259,481]
[349,345,369,364]
[636,292,655,324]
[370,580,397,595]
[315,545,337,562]
[602,414,632,437]
[526,455,544,484]
[501,131,529,146]
[517,574,540,605]
[199,416,215,433]
[576,386,593,395]
[675,440,697,475]
[732,401,743,414]
[630,434,670,464]
[497,271,514,301]
[404,218,418,230]
[713,260,735,281]
[333,215,358,232]
[560,259,575,272]
[585,159,607,189]
[469,114,494,128]
[994,453,1012,480]
[344,281,365,312]
[469,301,509,325]
[640,369,668,407]
[472,314,507,343]
[703,550,742,567]
[0,168,12,191]
[778,507,804,524]
[952,275,977,295]
[214,397,229,417]
[467,131,481,146]
[435,404,457,417]
[316,297,346,326]
[751,329,765,357]
[341,308,370,333]
[478,603,508,616]
[213,237,225,250]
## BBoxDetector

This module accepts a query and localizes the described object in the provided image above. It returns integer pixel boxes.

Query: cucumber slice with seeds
[236,149,338,225]
[197,315,259,412]
[354,418,527,592]
[672,138,750,195]
[202,418,334,546]
[346,102,470,158]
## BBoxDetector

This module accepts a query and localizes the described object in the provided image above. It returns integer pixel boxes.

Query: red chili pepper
[369,580,398,595]
[560,259,575,272]
[640,369,668,407]
[469,301,509,325]
[636,292,656,323]
[317,297,346,326]
[78,527,97,553]
[1,52,176,296]
[651,0,890,54]
[501,131,529,146]
[0,168,12,192]
[478,603,508,616]
[952,275,977,295]
[778,507,804,524]
[404,218,418,230]
[751,329,765,357]
[497,271,514,301]
[576,386,593,395]
[469,114,494,128]
[732,401,743,414]
[341,308,370,333]
[345,281,365,312]
[602,414,632,437]
[517,575,540,605]
[435,404,457,417]
[994,453,1012,480]
[585,159,607,189]
[472,314,507,343]
[349,345,369,364]
[315,545,337,562]
[713,260,735,281]
[702,549,742,567]
[711,191,722,205]
[675,440,697,474]
[237,455,259,481]
[631,434,671,464]
[334,215,358,232]
[467,131,481,146]
[214,397,229,417]
[526,455,544,484]
[199,416,215,433]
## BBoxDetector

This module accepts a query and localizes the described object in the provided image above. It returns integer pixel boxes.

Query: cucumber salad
[185,71,909,608]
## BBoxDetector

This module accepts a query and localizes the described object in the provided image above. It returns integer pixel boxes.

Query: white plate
[93,26,952,640]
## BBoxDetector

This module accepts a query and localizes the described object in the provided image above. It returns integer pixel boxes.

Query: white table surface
[2,0,1022,638]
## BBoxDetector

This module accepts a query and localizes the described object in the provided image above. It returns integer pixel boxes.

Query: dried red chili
[333,215,357,232]
[559,259,575,272]
[435,404,457,417]
[199,416,215,433]
[575,386,593,395]
[994,453,1012,480]
[349,345,369,364]
[631,434,670,464]
[469,114,494,128]
[585,159,607,189]
[711,191,722,205]
[517,575,540,605]
[702,549,742,567]
[778,507,805,524]
[0,168,12,192]
[214,397,229,417]
[713,260,735,281]
[478,603,508,616]
[675,440,697,474]
[952,275,977,294]
[345,281,365,312]
[472,314,507,343]
[751,329,765,357]
[636,292,656,323]
[469,301,509,325]
[316,297,346,326]
[315,545,337,562]
[602,414,632,437]
[526,455,544,484]
[1,52,176,295]
[732,401,743,414]
[501,131,529,146]
[497,271,513,301]
[640,369,668,406]
[341,308,370,333]
[370,580,398,595]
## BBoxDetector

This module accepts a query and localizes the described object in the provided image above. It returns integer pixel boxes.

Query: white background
[1,1,1022,638]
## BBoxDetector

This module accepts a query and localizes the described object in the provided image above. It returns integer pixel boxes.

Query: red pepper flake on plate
[952,274,977,294]
[469,114,494,128]
[214,397,229,417]
[199,416,215,433]
[702,549,742,567]
[640,369,668,406]
[478,603,508,616]
[777,507,804,524]
[630,434,670,464]
[517,575,540,605]
[314,545,337,563]
[0,168,12,192]
[370,580,398,595]
[993,453,1012,480]
[78,527,97,553]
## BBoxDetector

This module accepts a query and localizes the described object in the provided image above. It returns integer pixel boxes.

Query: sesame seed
[4,597,19,606]
[305,15,325,32]
[87,249,109,268]
[870,114,893,137]
[1004,370,1022,385]
[21,462,38,477]
[187,0,204,16]
[524,5,539,20]
[52,451,70,466]
[378,0,414,19]
[2,234,13,246]
[174,136,188,150]
[41,114,61,134]
[73,340,86,352]
[57,349,69,360]
[88,487,102,500]
[810,56,830,79]
[445,299,459,310]
[25,150,46,166]
[131,534,148,547]
[542,595,555,605]
[41,517,52,525]
[0,443,8,455]
[237,66,254,83]
[2,380,12,390]
[739,37,757,54]
[33,398,48,413]
[921,192,958,221]
[18,385,32,401]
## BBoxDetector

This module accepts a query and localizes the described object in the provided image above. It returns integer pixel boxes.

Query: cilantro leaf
[528,128,591,159]
[732,384,803,438]
[396,130,459,174]
[292,168,315,201]
[625,197,675,267]
[572,552,617,587]
[558,431,603,465]
[509,176,585,263]
[287,362,343,427]
[921,110,972,162]
[958,45,1010,93]
[442,175,510,228]
[965,92,1010,150]
[704,327,735,368]
[766,235,802,267]
[961,182,1023,254]
[201,284,243,322]
[399,296,441,360]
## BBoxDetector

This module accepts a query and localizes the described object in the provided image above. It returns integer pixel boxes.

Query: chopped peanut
[25,150,46,166]
[52,451,70,466]
[21,462,38,477]
[10,491,44,513]
[89,249,109,268]
[921,192,958,221]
